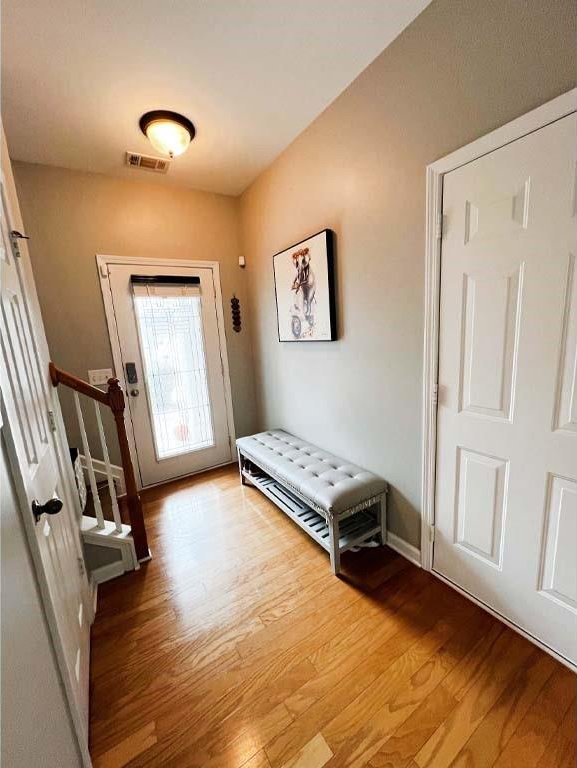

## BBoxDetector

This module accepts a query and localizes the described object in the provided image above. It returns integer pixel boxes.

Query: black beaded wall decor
[231,295,241,332]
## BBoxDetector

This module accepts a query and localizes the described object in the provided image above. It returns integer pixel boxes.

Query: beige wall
[12,0,576,546]
[14,163,257,465]
[240,0,576,547]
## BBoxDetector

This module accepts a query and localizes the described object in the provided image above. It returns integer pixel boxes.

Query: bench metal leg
[237,449,247,485]
[378,497,387,545]
[328,515,341,575]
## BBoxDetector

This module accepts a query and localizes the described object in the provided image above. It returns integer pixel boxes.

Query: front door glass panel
[133,284,214,460]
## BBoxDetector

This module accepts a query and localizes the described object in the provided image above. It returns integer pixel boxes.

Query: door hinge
[99,263,109,279]
[47,410,57,432]
[77,556,86,576]
[428,524,436,543]
[9,230,29,258]
[435,214,446,240]
[432,383,439,407]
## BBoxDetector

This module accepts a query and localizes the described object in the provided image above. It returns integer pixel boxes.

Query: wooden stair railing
[49,362,149,561]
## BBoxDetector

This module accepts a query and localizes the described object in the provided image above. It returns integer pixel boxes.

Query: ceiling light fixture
[139,110,196,158]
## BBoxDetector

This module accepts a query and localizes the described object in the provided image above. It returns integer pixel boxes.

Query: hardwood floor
[89,465,576,768]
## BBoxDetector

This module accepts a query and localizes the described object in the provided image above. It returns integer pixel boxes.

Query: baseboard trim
[91,560,127,585]
[386,531,422,568]
[138,549,153,564]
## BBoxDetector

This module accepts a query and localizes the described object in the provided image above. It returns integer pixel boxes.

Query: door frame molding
[96,254,237,489]
[421,88,577,572]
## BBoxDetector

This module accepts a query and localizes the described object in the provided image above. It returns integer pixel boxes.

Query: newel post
[106,378,150,561]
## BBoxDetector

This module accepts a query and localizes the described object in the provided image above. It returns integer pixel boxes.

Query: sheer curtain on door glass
[132,282,214,460]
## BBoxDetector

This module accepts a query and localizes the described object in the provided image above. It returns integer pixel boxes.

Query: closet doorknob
[32,496,63,523]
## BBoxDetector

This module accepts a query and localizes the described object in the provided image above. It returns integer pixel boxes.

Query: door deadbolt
[125,362,138,384]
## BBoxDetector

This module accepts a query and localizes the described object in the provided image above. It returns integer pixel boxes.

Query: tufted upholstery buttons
[236,429,387,516]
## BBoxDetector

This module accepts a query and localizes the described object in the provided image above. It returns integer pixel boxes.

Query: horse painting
[273,229,335,342]
[290,247,316,338]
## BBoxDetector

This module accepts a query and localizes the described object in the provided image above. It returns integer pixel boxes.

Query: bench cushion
[236,430,387,517]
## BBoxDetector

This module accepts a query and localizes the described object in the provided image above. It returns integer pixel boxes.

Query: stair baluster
[73,391,105,529]
[49,362,149,561]
[94,400,123,533]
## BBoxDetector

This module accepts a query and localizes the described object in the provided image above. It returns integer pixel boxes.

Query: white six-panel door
[434,113,577,665]
[0,134,91,739]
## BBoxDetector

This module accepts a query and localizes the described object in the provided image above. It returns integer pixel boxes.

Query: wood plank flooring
[89,465,576,768]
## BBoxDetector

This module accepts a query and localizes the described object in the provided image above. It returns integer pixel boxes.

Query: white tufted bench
[236,430,388,574]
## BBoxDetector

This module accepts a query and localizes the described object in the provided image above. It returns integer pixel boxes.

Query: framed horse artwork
[272,229,336,342]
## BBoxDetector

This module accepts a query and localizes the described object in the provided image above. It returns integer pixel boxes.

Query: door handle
[130,388,140,397]
[32,496,63,523]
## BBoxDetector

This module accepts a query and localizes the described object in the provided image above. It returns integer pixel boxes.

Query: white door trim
[421,88,577,572]
[96,254,237,489]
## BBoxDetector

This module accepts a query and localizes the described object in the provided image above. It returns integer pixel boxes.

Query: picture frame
[272,229,336,342]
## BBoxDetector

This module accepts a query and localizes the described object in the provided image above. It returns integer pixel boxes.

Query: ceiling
[2,0,431,196]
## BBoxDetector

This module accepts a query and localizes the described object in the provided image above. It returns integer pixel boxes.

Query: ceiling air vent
[125,151,170,174]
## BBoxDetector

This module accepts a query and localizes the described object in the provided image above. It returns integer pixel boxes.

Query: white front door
[106,263,232,486]
[0,137,91,737]
[434,112,577,665]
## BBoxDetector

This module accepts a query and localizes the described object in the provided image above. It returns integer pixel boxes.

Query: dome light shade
[139,111,195,158]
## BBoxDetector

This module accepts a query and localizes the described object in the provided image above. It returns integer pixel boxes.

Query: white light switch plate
[88,368,113,386]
